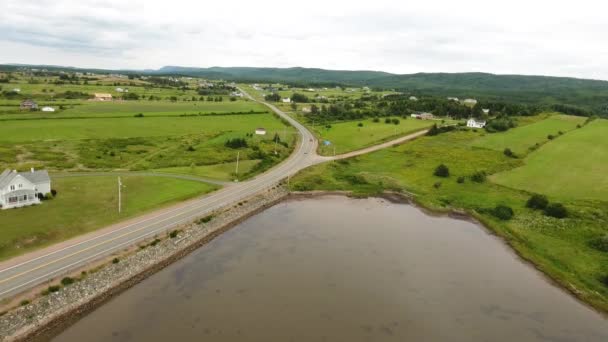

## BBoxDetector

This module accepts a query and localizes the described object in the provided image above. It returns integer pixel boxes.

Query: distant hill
[2,64,607,115]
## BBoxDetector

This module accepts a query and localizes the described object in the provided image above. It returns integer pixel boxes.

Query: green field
[313,118,437,155]
[155,159,261,181]
[472,114,586,155]
[291,128,608,313]
[492,119,608,201]
[0,175,217,260]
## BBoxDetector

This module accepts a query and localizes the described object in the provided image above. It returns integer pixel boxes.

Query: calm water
[54,196,608,341]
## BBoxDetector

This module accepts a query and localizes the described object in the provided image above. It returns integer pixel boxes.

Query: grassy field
[492,119,608,201]
[471,114,586,155]
[0,175,217,260]
[314,118,436,155]
[155,159,261,181]
[291,128,608,313]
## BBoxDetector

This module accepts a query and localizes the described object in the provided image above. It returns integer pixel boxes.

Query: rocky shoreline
[0,186,289,342]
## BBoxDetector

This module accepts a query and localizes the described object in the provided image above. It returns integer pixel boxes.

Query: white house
[0,169,51,210]
[281,98,291,103]
[467,118,486,128]
[41,106,55,112]
[255,128,267,135]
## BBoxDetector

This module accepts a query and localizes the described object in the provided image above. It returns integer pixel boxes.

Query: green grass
[0,175,217,260]
[312,118,436,155]
[155,159,261,181]
[492,119,608,201]
[0,113,289,142]
[472,114,586,155]
[291,128,608,313]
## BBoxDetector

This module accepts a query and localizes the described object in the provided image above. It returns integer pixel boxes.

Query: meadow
[471,114,586,155]
[0,175,217,260]
[291,128,608,312]
[492,119,608,201]
[313,118,435,155]
[155,159,261,181]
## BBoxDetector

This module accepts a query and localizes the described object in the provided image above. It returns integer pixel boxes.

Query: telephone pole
[235,151,240,181]
[118,177,123,214]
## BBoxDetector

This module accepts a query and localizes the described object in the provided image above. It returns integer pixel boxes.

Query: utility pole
[235,151,240,181]
[118,177,122,214]
[274,133,278,155]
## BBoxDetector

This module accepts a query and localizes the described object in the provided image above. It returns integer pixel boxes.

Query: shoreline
[1,189,606,341]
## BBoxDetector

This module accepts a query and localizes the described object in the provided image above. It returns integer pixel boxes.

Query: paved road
[0,93,320,301]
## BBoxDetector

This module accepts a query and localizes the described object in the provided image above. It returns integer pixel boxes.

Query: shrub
[433,181,442,189]
[186,145,196,152]
[20,300,30,306]
[51,189,57,197]
[198,215,213,224]
[545,203,568,218]
[384,118,392,124]
[434,164,450,178]
[503,148,515,158]
[61,277,75,286]
[169,230,178,238]
[589,234,608,252]
[492,205,514,220]
[600,275,608,287]
[470,171,487,183]
[392,118,400,125]
[457,176,465,184]
[134,113,144,117]
[547,134,555,140]
[372,117,380,123]
[526,194,549,210]
[44,193,53,200]
[150,238,161,246]
[357,122,363,127]
[48,285,61,293]
[112,257,120,264]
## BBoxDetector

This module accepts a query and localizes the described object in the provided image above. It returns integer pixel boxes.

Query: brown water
[53,196,608,342]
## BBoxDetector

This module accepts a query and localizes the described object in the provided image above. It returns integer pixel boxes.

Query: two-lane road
[0,95,321,301]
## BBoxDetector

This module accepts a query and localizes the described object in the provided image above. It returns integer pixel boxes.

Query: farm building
[255,128,267,135]
[467,118,486,128]
[281,98,291,103]
[41,106,55,112]
[482,108,490,115]
[20,99,38,110]
[115,87,124,92]
[409,96,418,101]
[302,107,311,113]
[412,112,434,120]
[94,93,113,101]
[0,168,51,210]
[463,98,478,106]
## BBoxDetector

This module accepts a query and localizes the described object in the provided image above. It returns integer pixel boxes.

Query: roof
[94,93,112,97]
[0,169,50,189]
[21,99,37,105]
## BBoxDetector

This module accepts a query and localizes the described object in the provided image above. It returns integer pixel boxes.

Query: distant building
[482,108,490,115]
[281,98,291,103]
[0,168,51,209]
[41,106,55,112]
[115,87,124,92]
[12,88,21,93]
[20,99,38,110]
[94,93,113,101]
[447,97,459,102]
[411,112,434,120]
[230,92,244,97]
[302,107,311,113]
[409,96,418,101]
[255,128,267,135]
[467,118,486,128]
[463,98,478,107]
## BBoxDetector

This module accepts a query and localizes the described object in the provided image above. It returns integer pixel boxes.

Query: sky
[1,0,607,80]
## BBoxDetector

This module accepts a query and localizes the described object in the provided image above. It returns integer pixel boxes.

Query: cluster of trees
[224,138,248,149]
[526,194,568,218]
[197,82,236,95]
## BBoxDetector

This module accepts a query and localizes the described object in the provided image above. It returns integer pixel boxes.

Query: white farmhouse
[0,169,51,209]
[41,106,55,112]
[467,118,486,128]
[255,128,267,135]
[281,98,291,103]
[482,108,490,115]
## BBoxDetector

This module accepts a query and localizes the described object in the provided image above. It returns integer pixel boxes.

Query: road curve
[0,93,319,301]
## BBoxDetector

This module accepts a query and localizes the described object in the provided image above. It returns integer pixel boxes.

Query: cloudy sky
[1,0,607,80]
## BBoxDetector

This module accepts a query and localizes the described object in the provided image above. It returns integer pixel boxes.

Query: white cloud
[0,0,607,79]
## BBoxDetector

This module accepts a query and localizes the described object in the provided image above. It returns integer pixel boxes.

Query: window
[18,183,23,188]
[8,196,17,203]
[10,185,15,191]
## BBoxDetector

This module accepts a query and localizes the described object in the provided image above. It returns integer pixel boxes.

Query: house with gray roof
[0,169,51,209]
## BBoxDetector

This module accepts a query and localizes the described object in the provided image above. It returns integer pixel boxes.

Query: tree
[503,148,515,158]
[545,203,568,218]
[264,93,281,102]
[427,124,440,136]
[492,205,514,220]
[526,194,548,210]
[434,164,450,177]
[470,171,487,183]
[291,93,309,103]
[310,104,319,114]
[357,122,363,127]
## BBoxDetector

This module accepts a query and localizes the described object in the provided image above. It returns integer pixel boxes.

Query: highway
[0,94,322,301]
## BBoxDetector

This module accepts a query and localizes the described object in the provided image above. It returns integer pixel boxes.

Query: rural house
[0,168,51,210]
[255,128,267,135]
[467,118,486,128]
[20,99,38,110]
[41,106,55,112]
[94,93,113,101]
[463,98,478,106]
[412,112,434,120]
[282,98,291,103]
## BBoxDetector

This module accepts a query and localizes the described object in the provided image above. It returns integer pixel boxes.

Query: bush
[600,275,608,287]
[61,277,75,286]
[503,148,515,158]
[198,215,213,224]
[384,118,392,124]
[470,171,487,183]
[526,194,549,210]
[434,164,450,177]
[20,300,30,306]
[44,192,53,200]
[50,189,57,197]
[391,118,400,125]
[112,257,120,264]
[492,205,514,220]
[225,138,248,149]
[433,181,442,189]
[169,230,178,238]
[134,113,144,117]
[456,176,465,184]
[186,145,196,152]
[48,285,61,293]
[547,134,555,140]
[545,203,568,218]
[589,234,608,252]
[357,122,363,127]
[372,117,380,123]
